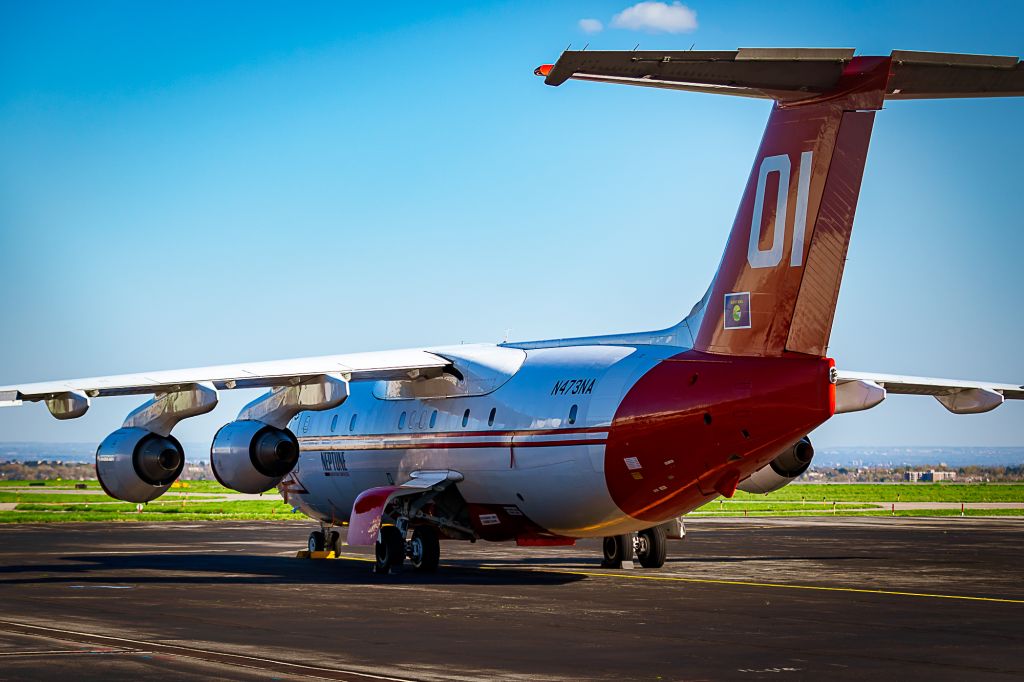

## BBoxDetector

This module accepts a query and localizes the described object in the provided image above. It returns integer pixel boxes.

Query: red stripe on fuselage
[300,425,609,441]
[296,426,609,452]
[297,438,606,451]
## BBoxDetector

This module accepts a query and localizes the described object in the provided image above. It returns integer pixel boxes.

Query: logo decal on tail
[724,292,751,329]
[747,151,813,269]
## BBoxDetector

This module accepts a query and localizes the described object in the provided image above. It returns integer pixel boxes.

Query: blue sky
[1,1,1021,448]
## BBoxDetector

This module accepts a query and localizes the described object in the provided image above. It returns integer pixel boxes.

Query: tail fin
[539,48,1023,357]
[693,57,889,357]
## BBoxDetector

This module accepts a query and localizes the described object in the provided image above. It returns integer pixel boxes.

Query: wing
[835,369,1024,415]
[0,349,453,414]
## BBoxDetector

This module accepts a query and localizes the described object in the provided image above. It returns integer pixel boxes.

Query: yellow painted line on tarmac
[330,553,1023,604]
[333,552,374,562]
[506,568,1024,604]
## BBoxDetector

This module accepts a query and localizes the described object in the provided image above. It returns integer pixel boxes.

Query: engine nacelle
[210,420,299,493]
[95,427,185,502]
[737,436,814,495]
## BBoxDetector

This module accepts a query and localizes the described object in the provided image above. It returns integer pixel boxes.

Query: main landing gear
[602,526,668,569]
[374,524,442,574]
[408,526,441,572]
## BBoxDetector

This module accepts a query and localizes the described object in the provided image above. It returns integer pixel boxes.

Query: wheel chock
[295,550,337,559]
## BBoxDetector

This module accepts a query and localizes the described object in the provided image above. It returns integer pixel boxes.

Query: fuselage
[282,341,834,540]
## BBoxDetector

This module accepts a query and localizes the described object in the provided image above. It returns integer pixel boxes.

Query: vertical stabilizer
[692,57,890,357]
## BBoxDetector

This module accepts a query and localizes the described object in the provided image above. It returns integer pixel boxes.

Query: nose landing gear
[308,528,342,554]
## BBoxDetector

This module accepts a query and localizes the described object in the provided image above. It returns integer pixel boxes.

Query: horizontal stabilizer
[836,369,1023,415]
[538,48,1024,102]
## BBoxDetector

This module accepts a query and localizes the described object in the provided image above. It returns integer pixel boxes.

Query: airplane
[1,48,1022,574]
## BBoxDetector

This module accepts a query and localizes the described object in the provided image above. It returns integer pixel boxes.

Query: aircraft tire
[636,526,667,569]
[409,526,440,572]
[374,525,405,574]
[308,530,325,552]
[601,534,635,567]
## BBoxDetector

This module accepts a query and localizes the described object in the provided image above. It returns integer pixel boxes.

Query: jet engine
[95,427,186,502]
[737,436,814,495]
[210,420,299,493]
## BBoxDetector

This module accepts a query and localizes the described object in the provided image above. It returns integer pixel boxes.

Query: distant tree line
[807,464,1023,482]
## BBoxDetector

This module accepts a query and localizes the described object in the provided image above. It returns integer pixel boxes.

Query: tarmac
[0,517,1020,681]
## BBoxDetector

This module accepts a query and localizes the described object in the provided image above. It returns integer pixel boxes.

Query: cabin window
[349,414,358,432]
[330,414,338,432]
[398,411,407,430]
[462,409,470,427]
[429,410,438,429]
[568,404,578,425]
[409,411,417,430]
[488,407,497,427]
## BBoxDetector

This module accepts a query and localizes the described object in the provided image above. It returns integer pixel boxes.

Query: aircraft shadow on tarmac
[0,551,877,589]
[0,553,587,586]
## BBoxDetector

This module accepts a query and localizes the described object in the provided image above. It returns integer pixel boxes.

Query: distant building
[905,470,957,482]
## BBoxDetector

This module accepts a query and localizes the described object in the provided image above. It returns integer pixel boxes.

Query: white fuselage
[283,342,681,538]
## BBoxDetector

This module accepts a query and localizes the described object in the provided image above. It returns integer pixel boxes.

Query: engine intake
[95,427,185,502]
[210,420,299,493]
[737,436,814,495]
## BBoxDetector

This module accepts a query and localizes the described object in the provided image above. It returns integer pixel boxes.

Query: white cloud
[578,18,604,33]
[611,2,698,33]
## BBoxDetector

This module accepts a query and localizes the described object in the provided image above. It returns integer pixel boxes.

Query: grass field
[0,479,296,523]
[735,483,1024,503]
[0,480,1020,523]
[0,510,302,523]
[0,479,228,492]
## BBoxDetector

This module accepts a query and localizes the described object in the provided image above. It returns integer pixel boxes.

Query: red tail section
[693,57,891,358]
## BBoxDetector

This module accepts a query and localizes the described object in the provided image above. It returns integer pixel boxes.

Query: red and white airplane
[2,48,1022,573]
